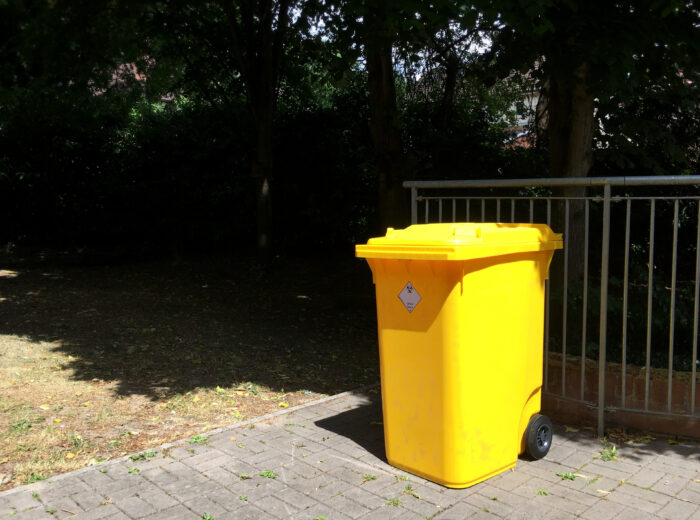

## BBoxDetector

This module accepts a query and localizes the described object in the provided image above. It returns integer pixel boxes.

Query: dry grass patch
[0,257,379,489]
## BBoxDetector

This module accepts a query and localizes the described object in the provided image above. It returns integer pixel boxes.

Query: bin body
[356,223,562,488]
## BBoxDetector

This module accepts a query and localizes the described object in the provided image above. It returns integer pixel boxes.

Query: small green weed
[362,474,377,483]
[128,467,140,474]
[536,489,548,496]
[98,468,107,474]
[202,514,213,520]
[239,495,248,501]
[130,452,156,461]
[600,442,618,461]
[556,472,577,480]
[11,420,31,434]
[395,475,409,482]
[26,473,46,483]
[387,498,401,506]
[404,484,420,499]
[46,510,57,515]
[313,516,327,520]
[189,434,209,444]
[239,473,251,480]
[259,470,277,479]
[31,492,40,501]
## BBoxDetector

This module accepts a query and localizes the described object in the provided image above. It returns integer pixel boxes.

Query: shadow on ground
[314,393,700,470]
[315,393,387,462]
[0,255,380,399]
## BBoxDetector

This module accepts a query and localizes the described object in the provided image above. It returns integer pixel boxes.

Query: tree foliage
[0,0,697,255]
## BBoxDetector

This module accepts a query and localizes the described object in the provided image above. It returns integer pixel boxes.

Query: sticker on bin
[398,282,422,312]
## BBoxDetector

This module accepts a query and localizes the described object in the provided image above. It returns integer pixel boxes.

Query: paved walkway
[1,391,699,519]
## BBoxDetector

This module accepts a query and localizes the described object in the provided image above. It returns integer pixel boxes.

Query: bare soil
[0,255,379,489]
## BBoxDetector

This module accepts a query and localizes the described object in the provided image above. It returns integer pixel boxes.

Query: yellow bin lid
[355,223,563,261]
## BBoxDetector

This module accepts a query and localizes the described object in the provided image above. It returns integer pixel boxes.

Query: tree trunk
[436,51,459,132]
[365,1,407,232]
[546,62,595,359]
[252,110,273,261]
[548,62,595,283]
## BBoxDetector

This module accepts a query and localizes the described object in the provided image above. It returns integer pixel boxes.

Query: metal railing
[405,175,700,436]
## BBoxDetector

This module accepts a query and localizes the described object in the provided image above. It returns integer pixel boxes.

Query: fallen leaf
[565,425,579,432]
[65,453,75,459]
[82,402,92,407]
[53,418,61,423]
[230,437,236,442]
[596,489,610,494]
[279,402,289,408]
[39,404,50,410]
[193,396,200,402]
[0,457,8,463]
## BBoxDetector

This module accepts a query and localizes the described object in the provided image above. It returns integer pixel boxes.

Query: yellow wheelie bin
[356,223,563,488]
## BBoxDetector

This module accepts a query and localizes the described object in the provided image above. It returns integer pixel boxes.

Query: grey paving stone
[582,462,632,482]
[182,496,230,517]
[251,494,298,518]
[612,507,663,520]
[490,468,533,492]
[652,474,690,496]
[657,498,699,520]
[275,486,321,511]
[294,501,351,520]
[561,450,597,469]
[606,486,665,514]
[135,488,178,511]
[71,504,122,520]
[433,501,479,519]
[580,499,628,520]
[140,505,199,520]
[627,468,666,488]
[325,494,372,518]
[9,507,55,519]
[71,490,108,511]
[115,495,157,518]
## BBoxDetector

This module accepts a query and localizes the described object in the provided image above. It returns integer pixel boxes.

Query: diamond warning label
[398,282,421,313]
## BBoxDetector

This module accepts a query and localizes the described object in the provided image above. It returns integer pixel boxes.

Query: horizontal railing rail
[405,176,700,437]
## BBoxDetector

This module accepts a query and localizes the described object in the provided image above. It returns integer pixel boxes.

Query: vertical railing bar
[645,200,656,411]
[562,199,570,396]
[466,199,471,222]
[667,200,679,412]
[452,198,456,223]
[511,199,515,223]
[692,202,700,414]
[497,199,501,223]
[529,199,534,223]
[544,199,552,392]
[438,199,443,223]
[580,200,589,401]
[597,184,611,438]
[481,200,485,222]
[621,199,631,409]
[411,187,418,224]
[425,199,430,223]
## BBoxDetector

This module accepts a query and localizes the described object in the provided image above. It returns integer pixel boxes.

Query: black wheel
[525,414,553,460]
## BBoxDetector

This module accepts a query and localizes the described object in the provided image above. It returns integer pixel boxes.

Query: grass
[259,470,277,479]
[600,441,619,461]
[0,257,379,489]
